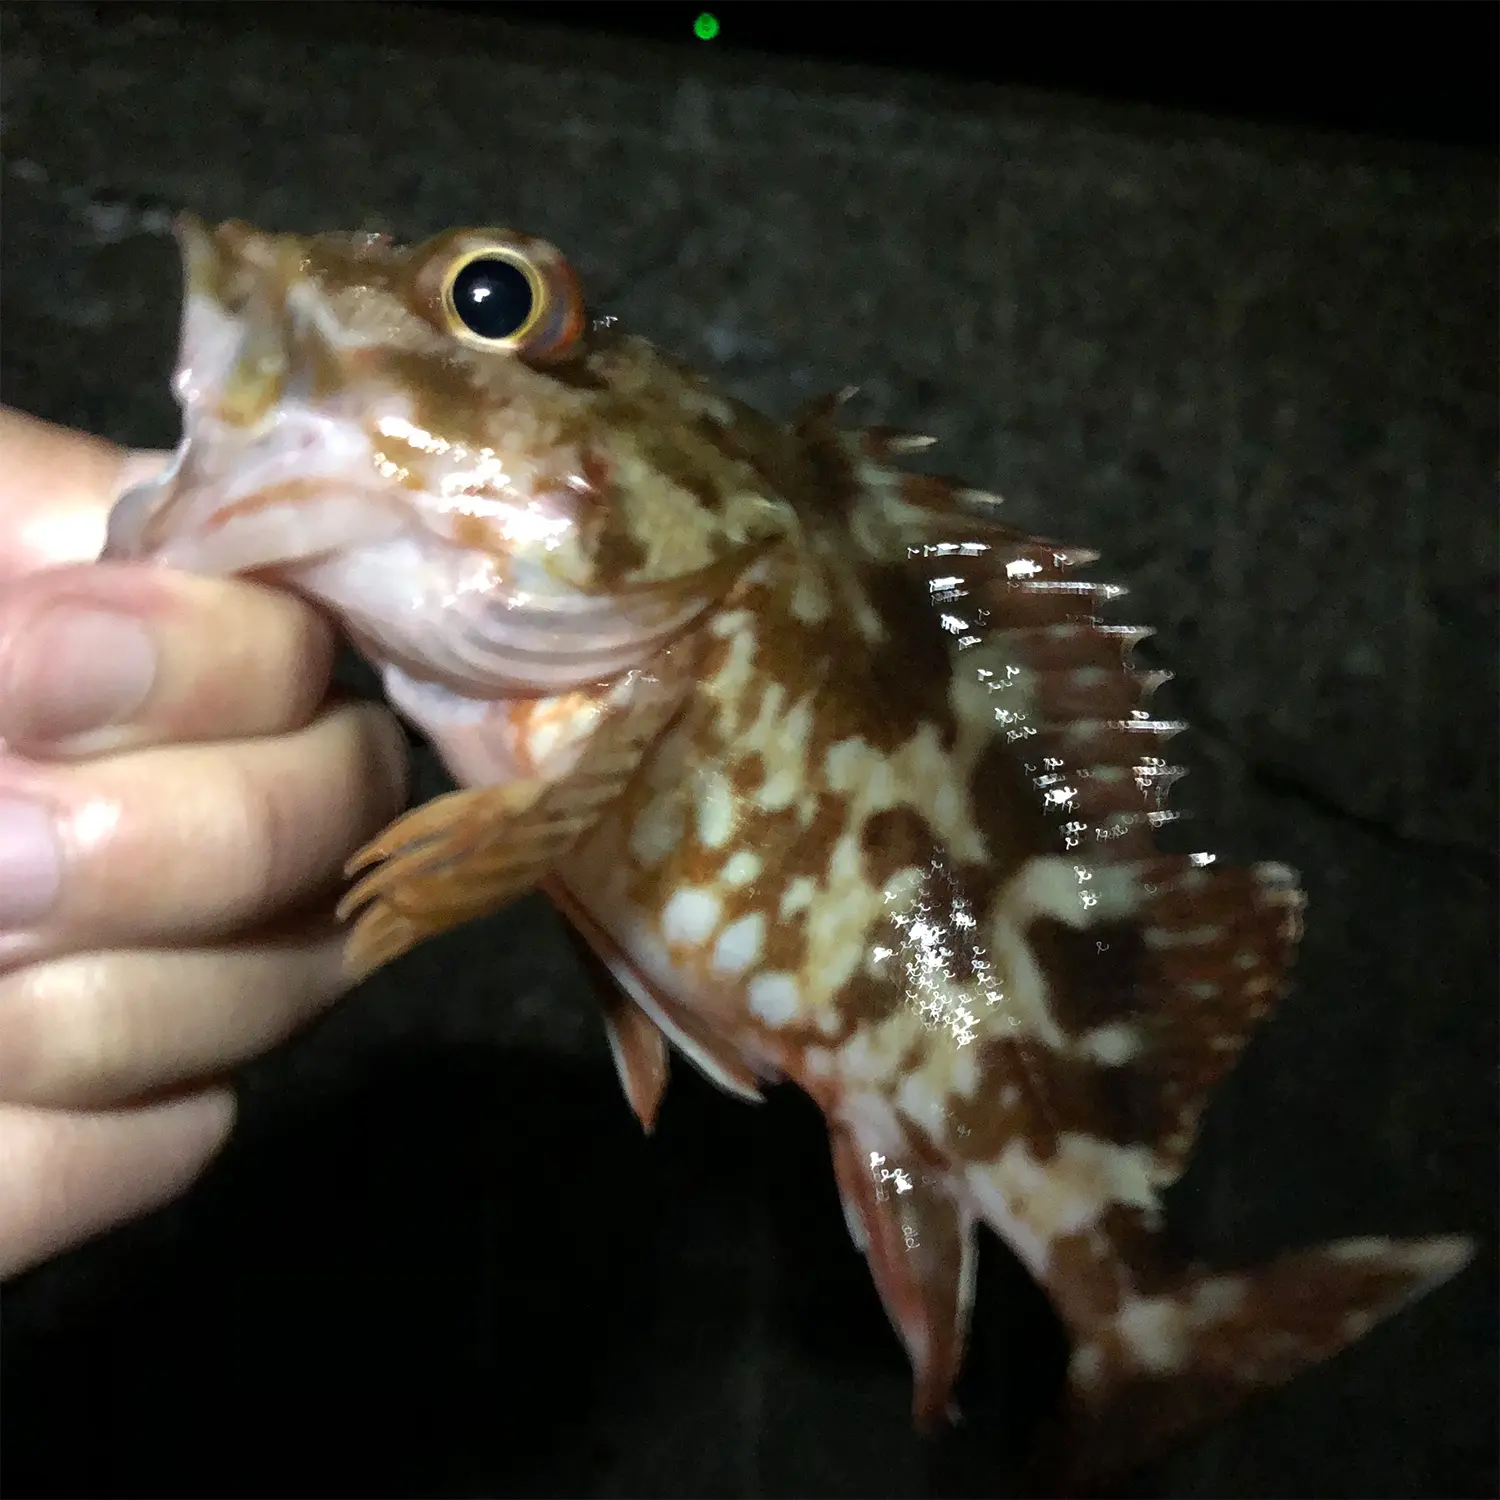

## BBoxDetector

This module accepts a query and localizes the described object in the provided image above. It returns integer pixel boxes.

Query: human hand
[0,408,409,1276]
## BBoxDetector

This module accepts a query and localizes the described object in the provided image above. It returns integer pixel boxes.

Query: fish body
[106,216,1471,1483]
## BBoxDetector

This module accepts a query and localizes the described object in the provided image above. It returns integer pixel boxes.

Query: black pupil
[449,256,534,340]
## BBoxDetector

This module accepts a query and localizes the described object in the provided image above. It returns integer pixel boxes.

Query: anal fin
[828,1122,977,1429]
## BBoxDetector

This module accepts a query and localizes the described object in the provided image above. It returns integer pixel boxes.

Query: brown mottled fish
[106,215,1471,1484]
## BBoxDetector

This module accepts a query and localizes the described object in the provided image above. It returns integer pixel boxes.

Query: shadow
[2,1045,661,1499]
[2,1041,1075,1500]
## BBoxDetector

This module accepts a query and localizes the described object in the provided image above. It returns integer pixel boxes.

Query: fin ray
[871,456,1308,1176]
[549,876,767,1106]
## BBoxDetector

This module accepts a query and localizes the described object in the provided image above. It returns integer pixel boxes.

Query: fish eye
[443,250,541,345]
[430,233,587,363]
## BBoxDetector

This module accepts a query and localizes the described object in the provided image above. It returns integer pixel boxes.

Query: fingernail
[0,608,157,747]
[0,796,62,930]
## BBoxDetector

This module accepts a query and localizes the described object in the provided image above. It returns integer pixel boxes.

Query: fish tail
[1027,1234,1473,1490]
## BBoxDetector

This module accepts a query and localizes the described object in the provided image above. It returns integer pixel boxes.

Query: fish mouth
[103,212,409,575]
[152,475,407,576]
[102,413,410,575]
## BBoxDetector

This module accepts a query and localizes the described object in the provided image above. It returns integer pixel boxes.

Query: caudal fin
[1028,1234,1473,1491]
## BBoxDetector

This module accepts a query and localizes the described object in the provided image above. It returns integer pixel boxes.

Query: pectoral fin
[339,669,690,980]
[338,771,625,980]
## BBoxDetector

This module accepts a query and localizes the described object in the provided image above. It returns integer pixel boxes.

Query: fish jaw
[110,445,700,698]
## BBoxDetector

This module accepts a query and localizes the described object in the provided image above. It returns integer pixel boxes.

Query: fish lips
[102,416,408,576]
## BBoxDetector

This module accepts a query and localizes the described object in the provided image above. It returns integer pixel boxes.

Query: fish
[104,213,1472,1486]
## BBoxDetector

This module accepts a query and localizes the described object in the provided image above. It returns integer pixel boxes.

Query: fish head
[106,214,792,693]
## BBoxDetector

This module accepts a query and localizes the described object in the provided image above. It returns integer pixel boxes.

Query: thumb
[0,408,172,582]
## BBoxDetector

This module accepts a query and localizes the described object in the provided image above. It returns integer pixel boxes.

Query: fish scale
[105,212,1472,1489]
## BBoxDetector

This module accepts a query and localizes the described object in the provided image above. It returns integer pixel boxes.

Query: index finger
[0,408,171,584]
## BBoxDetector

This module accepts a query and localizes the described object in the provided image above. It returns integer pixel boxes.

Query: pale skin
[0,408,409,1275]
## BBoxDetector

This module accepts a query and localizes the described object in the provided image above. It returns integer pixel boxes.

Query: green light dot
[694,12,719,41]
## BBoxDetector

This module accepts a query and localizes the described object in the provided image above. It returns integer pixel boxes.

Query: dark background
[1,3,1495,1497]
[472,1,1499,150]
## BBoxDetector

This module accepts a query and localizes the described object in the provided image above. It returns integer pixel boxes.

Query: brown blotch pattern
[1045,1222,1137,1328]
[858,806,934,889]
[589,502,651,588]
[1027,917,1148,1040]
[936,1037,1041,1160]
[828,966,907,1033]
[964,737,1064,887]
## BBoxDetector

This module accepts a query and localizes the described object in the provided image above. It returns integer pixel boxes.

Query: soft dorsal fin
[800,415,1307,1185]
